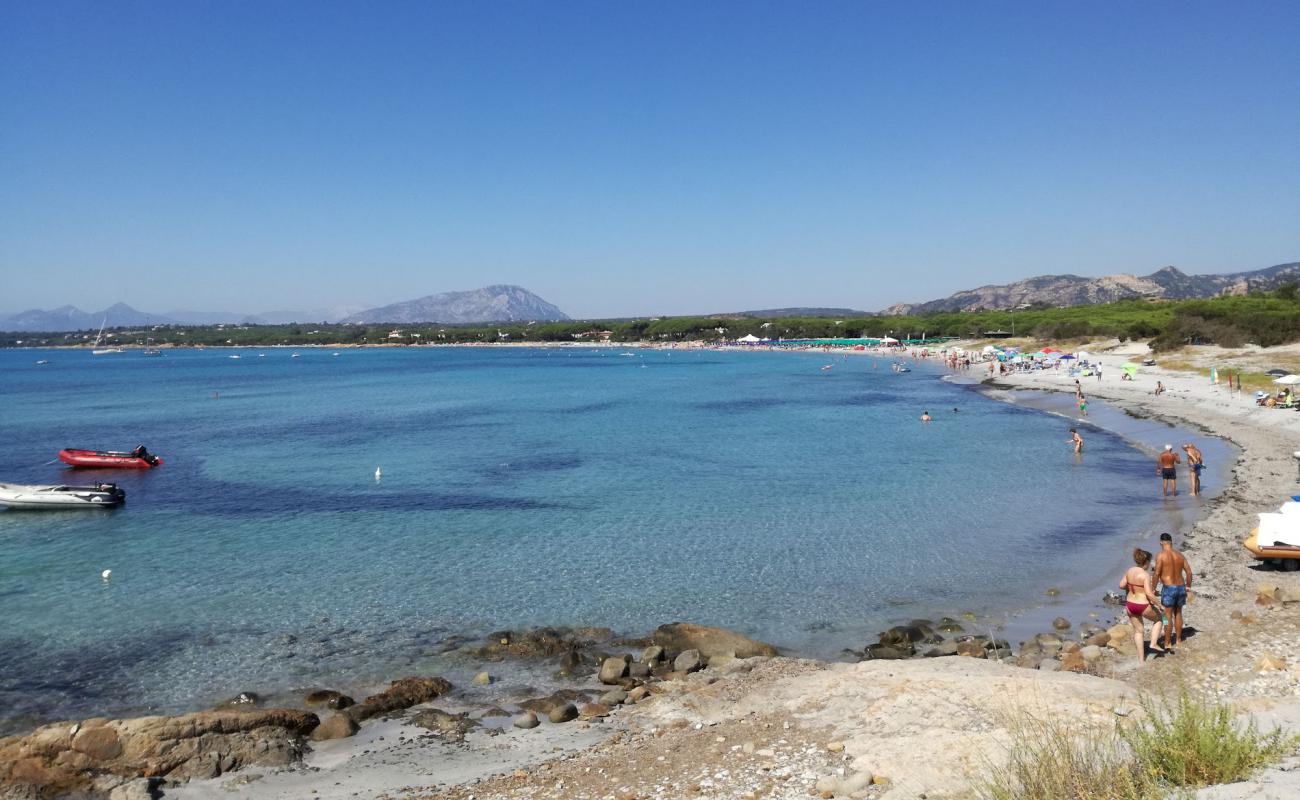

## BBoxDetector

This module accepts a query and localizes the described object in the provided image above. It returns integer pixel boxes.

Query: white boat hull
[0,483,125,509]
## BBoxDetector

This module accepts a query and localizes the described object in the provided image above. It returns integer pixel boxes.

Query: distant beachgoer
[1074,380,1082,399]
[1154,532,1193,651]
[1120,548,1166,663]
[920,411,932,422]
[1154,380,1165,397]
[1077,396,1088,417]
[1157,444,1181,496]
[1182,443,1204,496]
[952,407,959,413]
[1068,428,1083,454]
[1096,367,1102,382]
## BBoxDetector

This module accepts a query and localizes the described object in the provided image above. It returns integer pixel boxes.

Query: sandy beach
[5,342,1300,800]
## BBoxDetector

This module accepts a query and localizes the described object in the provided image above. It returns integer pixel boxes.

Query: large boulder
[0,708,318,798]
[345,676,452,723]
[652,623,778,659]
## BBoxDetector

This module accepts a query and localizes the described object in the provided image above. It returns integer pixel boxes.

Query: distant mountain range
[0,286,568,332]
[0,303,367,332]
[344,285,569,324]
[881,262,1300,315]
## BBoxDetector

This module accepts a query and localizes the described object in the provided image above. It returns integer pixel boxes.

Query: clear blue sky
[2,1,1297,318]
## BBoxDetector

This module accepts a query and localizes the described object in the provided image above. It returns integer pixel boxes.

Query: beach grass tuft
[980,692,1297,800]
[1119,690,1297,787]
[978,714,1163,800]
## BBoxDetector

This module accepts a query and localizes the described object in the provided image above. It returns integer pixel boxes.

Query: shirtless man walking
[1154,532,1194,650]
[1157,444,1181,496]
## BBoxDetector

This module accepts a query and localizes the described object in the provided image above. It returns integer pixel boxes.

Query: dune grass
[978,715,1162,800]
[979,692,1298,800]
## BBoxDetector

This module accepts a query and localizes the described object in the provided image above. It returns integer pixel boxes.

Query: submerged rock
[304,690,354,710]
[217,692,260,709]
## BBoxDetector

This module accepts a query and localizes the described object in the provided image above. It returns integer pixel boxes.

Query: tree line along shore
[4,287,1300,351]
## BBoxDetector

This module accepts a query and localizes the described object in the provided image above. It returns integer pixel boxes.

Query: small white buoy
[101,569,112,581]
[374,466,382,481]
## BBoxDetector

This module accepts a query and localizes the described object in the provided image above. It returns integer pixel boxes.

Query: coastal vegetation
[979,692,1297,800]
[3,288,1299,350]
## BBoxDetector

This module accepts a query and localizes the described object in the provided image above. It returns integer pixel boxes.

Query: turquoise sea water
[0,347,1210,732]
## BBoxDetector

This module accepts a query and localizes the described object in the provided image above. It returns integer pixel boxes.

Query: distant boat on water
[142,337,162,357]
[291,353,300,358]
[228,354,241,360]
[35,359,50,365]
[91,319,124,355]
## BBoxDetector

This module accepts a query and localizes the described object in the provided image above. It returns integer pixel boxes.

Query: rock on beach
[652,622,778,659]
[0,708,319,797]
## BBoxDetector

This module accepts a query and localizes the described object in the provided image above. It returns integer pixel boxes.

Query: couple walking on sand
[1120,533,1194,664]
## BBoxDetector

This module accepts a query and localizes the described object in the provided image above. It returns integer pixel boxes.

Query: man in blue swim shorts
[1154,532,1194,651]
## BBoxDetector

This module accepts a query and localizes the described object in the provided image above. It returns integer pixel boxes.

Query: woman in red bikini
[1120,548,1166,664]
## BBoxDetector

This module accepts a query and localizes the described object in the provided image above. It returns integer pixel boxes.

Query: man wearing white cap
[1156,444,1181,496]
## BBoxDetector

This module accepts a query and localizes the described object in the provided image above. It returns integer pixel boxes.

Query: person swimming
[920,410,932,422]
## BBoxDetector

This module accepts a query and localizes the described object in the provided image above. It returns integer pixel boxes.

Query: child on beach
[1120,548,1166,664]
[1077,396,1088,417]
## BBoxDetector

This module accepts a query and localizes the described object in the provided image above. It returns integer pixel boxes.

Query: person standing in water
[920,410,932,422]
[1182,443,1204,496]
[1120,548,1165,663]
[1157,444,1181,496]
[1154,532,1193,651]
[1068,428,1084,454]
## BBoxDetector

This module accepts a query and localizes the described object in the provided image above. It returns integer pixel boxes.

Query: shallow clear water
[0,347,1207,731]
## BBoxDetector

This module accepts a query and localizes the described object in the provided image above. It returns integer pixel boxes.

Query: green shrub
[1120,690,1297,787]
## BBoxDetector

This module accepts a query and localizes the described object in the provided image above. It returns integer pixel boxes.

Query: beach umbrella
[1047,352,1063,360]
[1121,362,1140,375]
[1059,354,1076,360]
[1273,374,1300,385]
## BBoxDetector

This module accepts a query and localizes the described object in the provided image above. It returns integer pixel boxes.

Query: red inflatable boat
[58,446,164,469]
